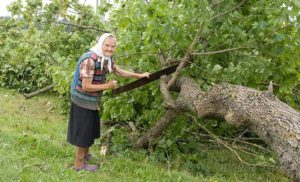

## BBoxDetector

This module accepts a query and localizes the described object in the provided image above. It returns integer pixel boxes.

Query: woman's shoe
[73,162,98,172]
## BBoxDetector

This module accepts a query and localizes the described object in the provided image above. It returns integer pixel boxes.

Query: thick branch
[134,110,177,148]
[160,76,176,109]
[23,84,54,99]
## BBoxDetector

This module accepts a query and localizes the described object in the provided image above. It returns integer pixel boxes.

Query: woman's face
[102,36,116,57]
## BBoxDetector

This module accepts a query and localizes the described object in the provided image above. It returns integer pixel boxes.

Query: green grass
[0,88,289,182]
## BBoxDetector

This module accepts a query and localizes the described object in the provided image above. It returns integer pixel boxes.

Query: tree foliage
[1,0,299,107]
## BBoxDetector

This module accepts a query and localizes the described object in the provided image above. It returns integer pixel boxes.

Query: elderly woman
[67,33,149,171]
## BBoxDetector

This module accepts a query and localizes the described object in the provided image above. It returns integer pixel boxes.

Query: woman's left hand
[139,72,150,78]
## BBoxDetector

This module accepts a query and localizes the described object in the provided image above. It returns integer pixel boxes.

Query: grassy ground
[0,88,289,182]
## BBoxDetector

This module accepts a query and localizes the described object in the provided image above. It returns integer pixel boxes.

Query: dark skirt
[67,102,100,148]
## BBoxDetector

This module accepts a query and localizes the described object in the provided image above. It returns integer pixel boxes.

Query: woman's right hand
[107,80,118,89]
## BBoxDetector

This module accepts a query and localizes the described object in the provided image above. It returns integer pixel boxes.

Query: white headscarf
[90,33,116,73]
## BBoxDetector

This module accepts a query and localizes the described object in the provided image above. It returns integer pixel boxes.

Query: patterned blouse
[79,58,95,78]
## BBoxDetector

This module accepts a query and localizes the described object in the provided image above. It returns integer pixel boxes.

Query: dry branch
[23,84,54,99]
[134,110,177,149]
[185,113,275,168]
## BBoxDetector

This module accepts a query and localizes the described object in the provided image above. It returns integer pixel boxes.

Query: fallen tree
[134,77,300,181]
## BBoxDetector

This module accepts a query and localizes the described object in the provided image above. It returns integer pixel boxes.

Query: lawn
[0,88,289,182]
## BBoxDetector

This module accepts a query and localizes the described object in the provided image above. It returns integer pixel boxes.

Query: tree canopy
[1,0,299,108]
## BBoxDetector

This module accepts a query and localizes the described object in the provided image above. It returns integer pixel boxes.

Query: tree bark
[135,77,300,181]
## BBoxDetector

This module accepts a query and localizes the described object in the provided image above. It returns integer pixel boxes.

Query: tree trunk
[135,77,300,181]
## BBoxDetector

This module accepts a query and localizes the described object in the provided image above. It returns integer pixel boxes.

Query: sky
[0,0,97,16]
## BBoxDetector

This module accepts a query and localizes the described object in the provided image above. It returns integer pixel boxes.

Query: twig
[234,129,249,142]
[206,138,258,157]
[56,22,109,32]
[185,60,205,71]
[99,124,123,156]
[67,9,80,15]
[191,47,246,56]
[102,120,129,126]
[165,43,177,63]
[224,137,272,153]
[182,60,216,86]
[128,121,138,143]
[114,51,157,58]
[167,27,202,88]
[18,38,58,64]
[172,0,176,9]
[260,82,280,87]
[231,144,259,157]
[43,46,59,64]
[190,129,271,154]
[240,137,263,141]
[210,0,225,8]
[165,43,177,53]
[185,113,275,168]
[158,48,166,65]
[210,0,247,20]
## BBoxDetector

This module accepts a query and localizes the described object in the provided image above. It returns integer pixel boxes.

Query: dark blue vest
[71,51,114,110]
